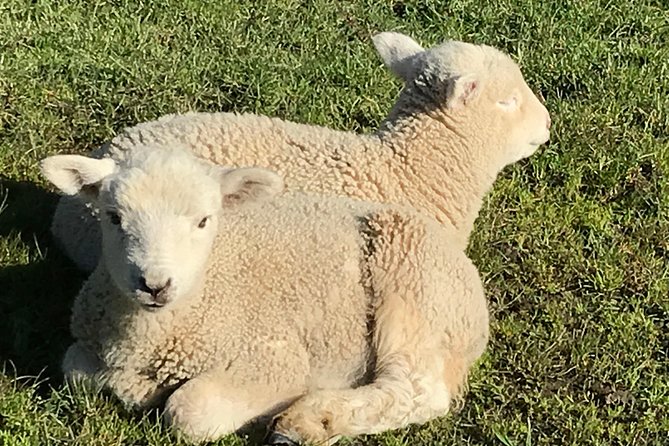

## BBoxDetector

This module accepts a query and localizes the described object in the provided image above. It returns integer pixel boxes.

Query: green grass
[1,0,667,444]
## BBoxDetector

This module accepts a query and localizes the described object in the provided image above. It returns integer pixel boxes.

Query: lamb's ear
[219,167,284,208]
[372,32,424,80]
[446,75,482,109]
[40,155,116,197]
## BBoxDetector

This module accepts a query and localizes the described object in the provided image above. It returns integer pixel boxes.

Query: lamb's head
[41,146,283,310]
[373,32,551,170]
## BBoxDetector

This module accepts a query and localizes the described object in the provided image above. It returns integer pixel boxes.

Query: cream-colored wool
[51,32,550,272]
[42,146,489,444]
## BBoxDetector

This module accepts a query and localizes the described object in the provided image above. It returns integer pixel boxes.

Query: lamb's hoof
[264,431,300,446]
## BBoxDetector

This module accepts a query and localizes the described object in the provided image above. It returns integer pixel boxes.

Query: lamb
[51,31,551,272]
[41,145,489,445]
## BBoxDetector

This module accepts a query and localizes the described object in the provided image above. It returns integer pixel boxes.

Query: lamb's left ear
[220,167,284,208]
[40,155,116,196]
[372,32,424,80]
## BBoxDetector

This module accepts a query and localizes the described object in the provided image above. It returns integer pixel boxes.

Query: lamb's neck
[377,109,497,241]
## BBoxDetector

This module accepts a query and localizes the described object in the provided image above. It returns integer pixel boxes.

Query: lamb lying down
[51,31,551,272]
[41,146,490,445]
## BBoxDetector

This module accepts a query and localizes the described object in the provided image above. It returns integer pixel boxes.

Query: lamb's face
[98,156,223,309]
[421,43,551,168]
[373,33,551,170]
[473,54,551,166]
[40,147,284,311]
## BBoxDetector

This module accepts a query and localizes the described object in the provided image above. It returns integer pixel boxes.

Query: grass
[0,0,667,444]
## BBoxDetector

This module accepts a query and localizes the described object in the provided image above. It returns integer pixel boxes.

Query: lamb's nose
[139,276,172,300]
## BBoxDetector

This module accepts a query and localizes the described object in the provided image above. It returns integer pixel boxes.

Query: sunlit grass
[1,0,667,444]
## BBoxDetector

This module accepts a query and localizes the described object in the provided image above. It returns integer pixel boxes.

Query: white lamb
[51,32,550,272]
[41,145,489,445]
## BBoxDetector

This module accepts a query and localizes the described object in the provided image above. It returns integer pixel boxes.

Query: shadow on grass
[0,177,86,383]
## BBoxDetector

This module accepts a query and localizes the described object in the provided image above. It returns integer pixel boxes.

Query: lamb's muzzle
[137,276,172,307]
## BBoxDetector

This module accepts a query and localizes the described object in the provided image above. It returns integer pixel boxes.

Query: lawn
[0,0,667,445]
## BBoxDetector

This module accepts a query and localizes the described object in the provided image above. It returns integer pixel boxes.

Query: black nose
[138,276,172,301]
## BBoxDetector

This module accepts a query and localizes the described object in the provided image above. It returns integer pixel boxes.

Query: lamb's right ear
[40,155,116,196]
[219,167,284,208]
[372,32,424,80]
[446,74,482,109]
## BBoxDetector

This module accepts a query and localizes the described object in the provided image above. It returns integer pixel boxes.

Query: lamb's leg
[164,339,309,443]
[165,370,301,443]
[267,211,485,445]
[268,289,454,444]
[267,349,453,445]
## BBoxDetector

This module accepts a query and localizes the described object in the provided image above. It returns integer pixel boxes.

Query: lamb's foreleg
[164,339,309,443]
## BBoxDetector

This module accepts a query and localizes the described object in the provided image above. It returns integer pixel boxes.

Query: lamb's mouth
[134,291,169,309]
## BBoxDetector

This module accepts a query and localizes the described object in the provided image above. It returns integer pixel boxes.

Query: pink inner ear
[462,80,479,104]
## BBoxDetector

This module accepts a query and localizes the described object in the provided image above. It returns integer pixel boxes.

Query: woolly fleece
[51,32,550,272]
[42,146,489,444]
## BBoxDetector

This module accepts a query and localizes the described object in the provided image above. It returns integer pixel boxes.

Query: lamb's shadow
[0,177,86,382]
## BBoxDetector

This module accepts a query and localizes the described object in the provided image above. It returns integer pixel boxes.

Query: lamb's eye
[498,96,518,108]
[107,211,121,226]
[198,216,209,229]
